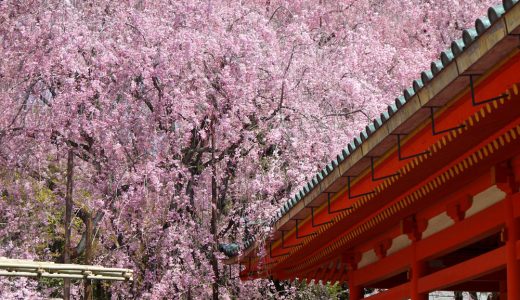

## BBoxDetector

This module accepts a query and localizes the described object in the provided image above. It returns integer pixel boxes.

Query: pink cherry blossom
[0,0,496,298]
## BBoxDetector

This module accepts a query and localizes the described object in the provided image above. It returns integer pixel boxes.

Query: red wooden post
[411,242,428,300]
[346,253,363,300]
[505,194,520,300]
[499,280,507,300]
[402,215,428,300]
[348,271,363,300]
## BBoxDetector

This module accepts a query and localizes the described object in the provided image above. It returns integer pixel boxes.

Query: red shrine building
[224,1,520,299]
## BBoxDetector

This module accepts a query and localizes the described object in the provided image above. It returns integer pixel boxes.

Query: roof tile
[381,111,390,122]
[451,38,465,57]
[476,16,491,34]
[421,70,433,84]
[503,0,518,10]
[387,103,398,116]
[462,28,478,47]
[403,87,415,100]
[488,4,506,22]
[373,117,383,129]
[354,136,362,147]
[440,49,455,66]
[412,79,424,93]
[431,60,443,75]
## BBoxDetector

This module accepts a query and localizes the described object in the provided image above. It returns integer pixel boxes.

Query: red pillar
[346,253,363,300]
[411,242,428,300]
[499,280,507,300]
[348,270,363,300]
[505,194,520,300]
[403,216,428,300]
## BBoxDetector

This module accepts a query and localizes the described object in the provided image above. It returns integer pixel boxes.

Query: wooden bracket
[401,215,428,242]
[374,239,393,259]
[492,161,516,194]
[446,195,473,222]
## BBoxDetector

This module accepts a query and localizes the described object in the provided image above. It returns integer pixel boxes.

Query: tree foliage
[0,0,495,298]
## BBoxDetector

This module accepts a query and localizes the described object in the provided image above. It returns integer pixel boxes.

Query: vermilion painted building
[223,1,520,299]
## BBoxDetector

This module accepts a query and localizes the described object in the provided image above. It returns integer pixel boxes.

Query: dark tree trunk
[488,292,499,300]
[210,118,220,300]
[454,291,463,300]
[63,149,74,300]
[84,212,93,300]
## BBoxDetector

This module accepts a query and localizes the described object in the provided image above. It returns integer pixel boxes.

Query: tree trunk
[454,291,463,300]
[63,149,74,300]
[210,118,219,300]
[488,292,499,300]
[84,212,93,300]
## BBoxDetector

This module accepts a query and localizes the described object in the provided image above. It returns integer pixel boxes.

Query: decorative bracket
[347,176,375,199]
[425,106,465,136]
[492,162,516,195]
[446,195,473,222]
[393,134,430,161]
[401,215,428,242]
[280,230,302,249]
[326,192,353,214]
[293,219,317,239]
[469,75,508,106]
[309,206,334,227]
[370,156,400,181]
[374,239,393,259]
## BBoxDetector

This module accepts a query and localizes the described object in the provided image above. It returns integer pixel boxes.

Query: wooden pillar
[499,280,507,300]
[346,253,363,300]
[411,242,428,300]
[402,215,428,300]
[348,270,363,300]
[505,194,520,300]
[495,162,520,300]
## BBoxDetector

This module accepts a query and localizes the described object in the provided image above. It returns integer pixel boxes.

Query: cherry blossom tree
[0,0,496,298]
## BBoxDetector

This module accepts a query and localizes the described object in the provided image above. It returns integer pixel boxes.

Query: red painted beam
[354,247,411,286]
[345,195,506,287]
[416,199,505,261]
[446,280,500,292]
[363,239,520,300]
[418,246,506,293]
[364,282,410,300]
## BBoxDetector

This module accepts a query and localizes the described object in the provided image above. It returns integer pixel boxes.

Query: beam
[416,196,505,261]
[364,282,410,300]
[418,246,506,293]
[446,280,500,292]
[354,199,505,286]
[0,257,133,281]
